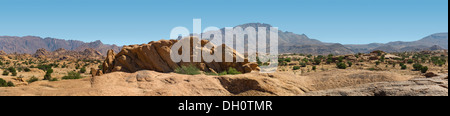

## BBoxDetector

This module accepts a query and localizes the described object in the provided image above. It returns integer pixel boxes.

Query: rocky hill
[33,48,104,60]
[0,36,121,55]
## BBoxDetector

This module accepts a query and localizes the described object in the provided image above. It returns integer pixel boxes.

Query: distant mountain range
[0,36,121,55]
[0,23,447,55]
[204,23,447,55]
[345,32,448,53]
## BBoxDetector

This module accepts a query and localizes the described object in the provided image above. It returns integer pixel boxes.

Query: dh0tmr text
[223,101,273,111]
[178,100,273,114]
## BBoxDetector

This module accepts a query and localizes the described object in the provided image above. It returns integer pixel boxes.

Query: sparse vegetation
[407,59,414,64]
[420,66,428,73]
[293,66,300,70]
[347,61,353,67]
[413,63,423,71]
[44,68,53,80]
[401,65,407,70]
[336,62,347,69]
[299,63,306,67]
[24,67,31,72]
[0,78,7,87]
[7,81,14,87]
[27,76,39,84]
[314,58,321,65]
[7,67,17,76]
[62,71,83,80]
[80,67,87,73]
[226,67,242,75]
[175,65,201,75]
[2,70,9,76]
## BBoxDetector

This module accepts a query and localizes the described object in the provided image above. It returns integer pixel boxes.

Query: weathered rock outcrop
[33,48,50,58]
[102,37,259,74]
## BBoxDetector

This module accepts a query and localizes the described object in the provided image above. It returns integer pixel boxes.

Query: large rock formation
[33,48,50,58]
[102,37,259,74]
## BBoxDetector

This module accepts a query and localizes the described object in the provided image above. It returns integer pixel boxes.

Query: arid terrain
[0,38,448,96]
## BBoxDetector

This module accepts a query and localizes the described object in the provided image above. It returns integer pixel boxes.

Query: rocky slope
[33,48,104,60]
[0,36,121,55]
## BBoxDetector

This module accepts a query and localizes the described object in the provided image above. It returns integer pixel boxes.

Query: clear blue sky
[0,0,448,46]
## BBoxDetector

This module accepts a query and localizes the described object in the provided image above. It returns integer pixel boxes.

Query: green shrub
[0,78,6,87]
[401,65,407,70]
[27,76,39,84]
[174,65,201,75]
[75,64,80,69]
[338,56,344,62]
[326,59,333,64]
[284,58,291,62]
[312,66,317,71]
[336,62,347,69]
[11,71,17,76]
[49,78,59,81]
[293,66,301,70]
[24,67,31,72]
[36,64,51,71]
[227,67,242,75]
[7,81,14,87]
[413,63,423,71]
[80,67,86,73]
[314,59,321,65]
[218,71,228,76]
[299,63,306,67]
[407,59,414,64]
[2,70,9,76]
[62,71,83,80]
[347,61,353,67]
[420,66,428,73]
[44,69,53,80]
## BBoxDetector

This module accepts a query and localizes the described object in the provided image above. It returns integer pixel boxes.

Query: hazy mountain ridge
[231,23,447,54]
[345,32,448,53]
[0,36,121,55]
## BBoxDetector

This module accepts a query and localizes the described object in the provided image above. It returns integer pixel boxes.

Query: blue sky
[0,0,448,46]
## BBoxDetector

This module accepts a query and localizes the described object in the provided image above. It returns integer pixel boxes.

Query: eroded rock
[101,37,259,74]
